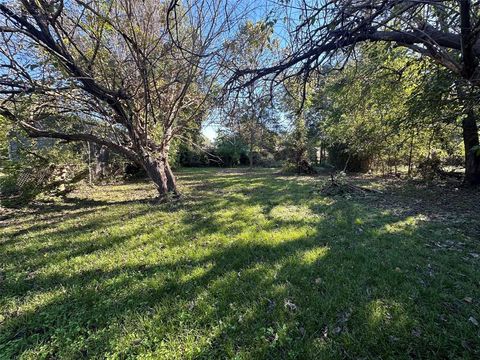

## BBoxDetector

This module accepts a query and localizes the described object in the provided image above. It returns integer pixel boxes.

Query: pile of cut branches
[319,174,382,197]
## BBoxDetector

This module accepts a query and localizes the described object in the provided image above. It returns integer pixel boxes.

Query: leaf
[319,325,328,340]
[468,316,479,326]
[284,299,297,312]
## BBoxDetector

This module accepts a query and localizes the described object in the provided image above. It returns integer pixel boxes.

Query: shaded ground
[1,168,479,359]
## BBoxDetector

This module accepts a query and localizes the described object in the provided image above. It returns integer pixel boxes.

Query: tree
[0,0,233,198]
[308,44,463,175]
[282,116,315,174]
[214,130,249,167]
[221,21,279,168]
[231,0,480,185]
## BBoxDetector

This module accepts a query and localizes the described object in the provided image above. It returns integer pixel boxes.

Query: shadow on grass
[1,169,479,359]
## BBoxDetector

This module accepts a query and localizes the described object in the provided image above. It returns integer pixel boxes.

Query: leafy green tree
[232,0,480,185]
[309,44,463,176]
[214,131,249,167]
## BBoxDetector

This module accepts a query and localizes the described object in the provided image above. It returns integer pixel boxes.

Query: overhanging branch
[19,121,140,163]
[229,26,474,87]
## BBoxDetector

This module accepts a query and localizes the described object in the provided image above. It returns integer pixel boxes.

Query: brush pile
[320,174,382,197]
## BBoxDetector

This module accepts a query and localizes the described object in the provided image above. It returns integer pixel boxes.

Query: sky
[202,123,219,141]
[199,0,299,142]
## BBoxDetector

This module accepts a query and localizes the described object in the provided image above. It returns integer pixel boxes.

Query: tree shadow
[1,169,479,359]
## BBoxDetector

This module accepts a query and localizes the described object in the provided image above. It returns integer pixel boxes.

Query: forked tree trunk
[138,124,179,198]
[462,109,480,185]
[142,154,178,198]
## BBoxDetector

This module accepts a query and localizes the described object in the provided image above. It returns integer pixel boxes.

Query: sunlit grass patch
[1,168,479,359]
[268,204,322,223]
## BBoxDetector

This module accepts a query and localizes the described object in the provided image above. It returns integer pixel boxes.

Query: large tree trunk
[160,127,179,195]
[140,154,178,198]
[458,1,480,185]
[142,155,169,196]
[462,109,480,185]
[164,155,178,195]
[139,127,179,198]
[94,145,109,179]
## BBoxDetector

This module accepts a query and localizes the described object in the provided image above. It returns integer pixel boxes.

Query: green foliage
[215,133,249,166]
[0,164,42,207]
[0,115,10,161]
[0,128,87,206]
[282,117,315,174]
[309,44,463,175]
[175,141,210,167]
[417,153,443,181]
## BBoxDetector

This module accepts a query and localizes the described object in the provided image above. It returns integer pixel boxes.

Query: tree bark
[142,155,170,197]
[164,155,179,195]
[141,151,178,198]
[94,145,109,179]
[249,127,254,169]
[160,127,178,195]
[408,135,414,177]
[462,108,480,185]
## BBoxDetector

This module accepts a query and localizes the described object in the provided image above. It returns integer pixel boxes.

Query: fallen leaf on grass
[284,299,297,312]
[468,316,478,326]
[319,325,328,340]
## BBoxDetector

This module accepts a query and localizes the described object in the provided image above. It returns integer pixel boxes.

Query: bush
[176,143,210,167]
[1,162,88,207]
[417,154,443,181]
[328,144,371,173]
[215,139,248,167]
[0,165,43,207]
[281,159,316,175]
[255,154,281,168]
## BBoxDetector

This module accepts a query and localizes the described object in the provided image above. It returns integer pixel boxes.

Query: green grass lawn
[1,168,479,359]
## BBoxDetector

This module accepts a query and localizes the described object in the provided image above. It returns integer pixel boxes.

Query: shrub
[0,165,43,207]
